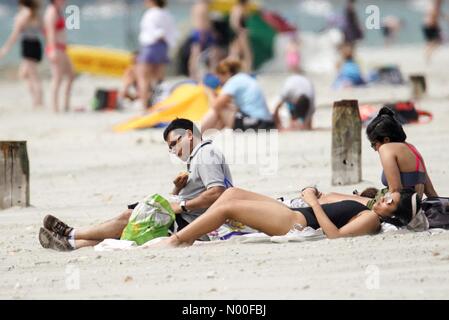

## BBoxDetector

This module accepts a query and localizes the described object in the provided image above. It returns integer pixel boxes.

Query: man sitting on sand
[38,118,233,251]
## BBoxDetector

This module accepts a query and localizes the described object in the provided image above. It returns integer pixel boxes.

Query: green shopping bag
[120,194,175,245]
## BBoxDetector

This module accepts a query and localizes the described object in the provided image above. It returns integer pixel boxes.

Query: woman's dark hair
[163,118,201,141]
[360,187,379,198]
[19,0,39,16]
[366,106,407,144]
[389,188,421,225]
[153,0,166,8]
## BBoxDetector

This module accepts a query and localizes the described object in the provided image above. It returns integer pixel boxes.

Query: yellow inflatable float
[67,45,133,77]
[113,83,210,132]
[209,0,259,13]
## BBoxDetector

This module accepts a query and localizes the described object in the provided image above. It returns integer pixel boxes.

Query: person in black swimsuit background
[0,0,43,109]
[422,0,444,63]
[144,186,419,248]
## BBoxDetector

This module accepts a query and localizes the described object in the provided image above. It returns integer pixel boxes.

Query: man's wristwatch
[180,200,188,213]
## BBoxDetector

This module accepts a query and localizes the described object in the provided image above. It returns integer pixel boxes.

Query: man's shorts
[233,111,276,131]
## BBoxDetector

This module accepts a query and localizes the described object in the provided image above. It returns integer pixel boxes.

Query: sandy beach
[1,44,449,299]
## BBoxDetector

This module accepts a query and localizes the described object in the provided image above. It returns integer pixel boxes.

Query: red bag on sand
[359,102,433,126]
[386,101,433,125]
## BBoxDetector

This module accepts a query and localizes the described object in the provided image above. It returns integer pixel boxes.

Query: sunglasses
[383,192,394,205]
[168,134,184,152]
[370,141,378,150]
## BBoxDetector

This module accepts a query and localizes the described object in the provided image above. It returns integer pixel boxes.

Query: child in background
[285,32,301,73]
[333,42,365,89]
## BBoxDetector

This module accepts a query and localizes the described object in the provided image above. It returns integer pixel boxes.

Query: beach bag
[376,65,404,85]
[92,89,118,111]
[120,194,175,245]
[421,197,449,229]
[385,101,419,124]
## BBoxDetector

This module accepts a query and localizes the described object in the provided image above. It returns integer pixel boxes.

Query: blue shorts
[137,40,169,64]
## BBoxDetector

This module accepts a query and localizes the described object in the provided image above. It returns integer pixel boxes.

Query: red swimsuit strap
[55,15,65,31]
[405,143,426,172]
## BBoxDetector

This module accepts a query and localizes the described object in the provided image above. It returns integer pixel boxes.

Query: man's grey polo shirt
[178,139,233,223]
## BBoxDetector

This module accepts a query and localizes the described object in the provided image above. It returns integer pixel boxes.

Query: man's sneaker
[271,226,325,243]
[43,214,73,237]
[39,227,73,252]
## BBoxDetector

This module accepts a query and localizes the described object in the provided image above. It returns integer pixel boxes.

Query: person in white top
[273,73,315,131]
[136,0,178,110]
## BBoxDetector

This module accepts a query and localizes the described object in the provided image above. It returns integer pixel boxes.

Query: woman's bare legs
[209,187,283,210]
[62,53,75,112]
[136,63,153,110]
[200,109,226,132]
[50,53,63,112]
[166,199,304,246]
[200,102,236,133]
[154,64,165,85]
[19,59,43,108]
[239,33,252,72]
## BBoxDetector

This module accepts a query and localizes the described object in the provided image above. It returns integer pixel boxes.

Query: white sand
[1,44,449,299]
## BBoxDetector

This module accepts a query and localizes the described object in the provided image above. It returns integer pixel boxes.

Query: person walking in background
[44,0,75,112]
[422,0,444,63]
[0,0,43,109]
[381,16,403,47]
[229,0,252,72]
[341,0,363,45]
[137,0,178,110]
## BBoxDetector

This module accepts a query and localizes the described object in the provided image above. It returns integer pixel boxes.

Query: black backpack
[422,197,449,229]
[384,101,419,124]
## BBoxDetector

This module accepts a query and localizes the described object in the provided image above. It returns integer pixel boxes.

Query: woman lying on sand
[148,186,419,248]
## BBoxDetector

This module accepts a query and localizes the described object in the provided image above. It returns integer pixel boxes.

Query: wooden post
[331,100,362,186]
[0,141,30,209]
[409,74,426,100]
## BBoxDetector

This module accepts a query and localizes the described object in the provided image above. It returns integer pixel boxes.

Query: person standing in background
[137,0,178,110]
[381,16,403,47]
[422,0,444,63]
[341,0,364,45]
[229,0,252,72]
[0,0,44,109]
[188,0,218,81]
[44,0,75,112]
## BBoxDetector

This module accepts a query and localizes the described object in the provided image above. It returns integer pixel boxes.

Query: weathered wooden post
[331,100,362,186]
[409,74,426,100]
[0,141,30,209]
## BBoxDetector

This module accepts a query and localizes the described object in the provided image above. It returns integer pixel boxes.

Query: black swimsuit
[292,200,369,229]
